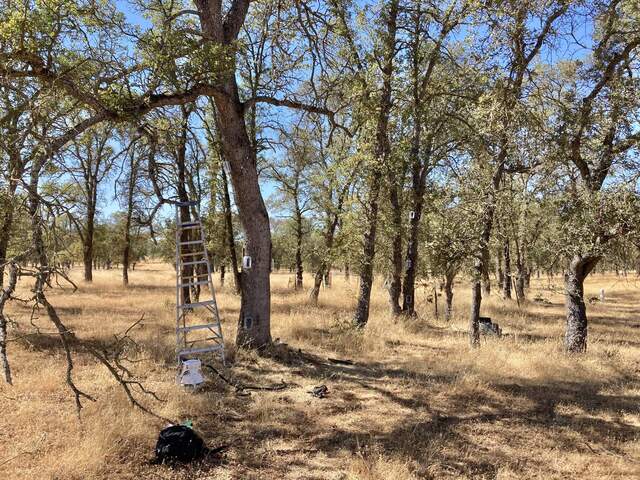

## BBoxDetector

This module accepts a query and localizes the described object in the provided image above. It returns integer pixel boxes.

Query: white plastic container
[178,359,205,387]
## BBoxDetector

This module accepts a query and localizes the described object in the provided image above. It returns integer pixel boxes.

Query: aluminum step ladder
[174,200,225,366]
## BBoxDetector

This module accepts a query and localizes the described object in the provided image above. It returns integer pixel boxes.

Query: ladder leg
[175,201,226,367]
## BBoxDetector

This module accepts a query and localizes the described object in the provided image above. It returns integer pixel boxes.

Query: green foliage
[555,187,640,259]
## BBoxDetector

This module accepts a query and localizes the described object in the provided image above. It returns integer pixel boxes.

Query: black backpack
[153,425,206,464]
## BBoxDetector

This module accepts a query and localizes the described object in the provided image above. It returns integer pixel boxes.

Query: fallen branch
[327,357,354,366]
[202,363,287,394]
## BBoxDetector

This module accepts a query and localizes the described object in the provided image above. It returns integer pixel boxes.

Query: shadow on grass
[221,343,640,477]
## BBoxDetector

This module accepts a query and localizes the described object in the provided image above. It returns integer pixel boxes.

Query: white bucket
[179,358,205,386]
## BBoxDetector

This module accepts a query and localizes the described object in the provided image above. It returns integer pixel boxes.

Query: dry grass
[1,263,639,479]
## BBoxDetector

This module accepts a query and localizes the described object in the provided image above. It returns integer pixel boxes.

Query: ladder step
[176,200,198,207]
[178,272,209,279]
[178,345,224,357]
[180,251,205,257]
[179,240,204,246]
[178,280,209,288]
[178,300,217,309]
[181,260,208,266]
[177,323,221,333]
[179,224,201,230]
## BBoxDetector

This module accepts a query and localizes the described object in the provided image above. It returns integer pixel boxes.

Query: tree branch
[243,95,352,136]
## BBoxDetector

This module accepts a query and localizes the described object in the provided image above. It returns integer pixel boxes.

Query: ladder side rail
[175,204,182,362]
[174,200,226,366]
[198,215,221,320]
[196,208,226,363]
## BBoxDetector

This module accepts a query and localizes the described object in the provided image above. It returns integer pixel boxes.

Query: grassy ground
[1,263,639,479]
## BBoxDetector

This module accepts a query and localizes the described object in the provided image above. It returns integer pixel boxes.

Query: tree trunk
[0,201,15,289]
[502,239,511,299]
[310,268,324,304]
[194,2,273,347]
[400,5,430,317]
[482,259,491,296]
[122,151,137,287]
[0,263,17,384]
[354,170,382,327]
[220,263,225,287]
[496,246,504,290]
[401,192,423,316]
[0,309,11,384]
[469,263,482,346]
[388,183,403,315]
[122,229,131,286]
[444,271,455,322]
[514,256,526,302]
[220,164,241,294]
[564,255,600,353]
[83,208,94,282]
[353,0,399,328]
[469,162,503,346]
[212,84,272,348]
[0,152,23,288]
[294,201,304,290]
[310,190,348,304]
[176,108,193,304]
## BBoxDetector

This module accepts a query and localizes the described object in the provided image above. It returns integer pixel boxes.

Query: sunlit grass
[1,263,639,479]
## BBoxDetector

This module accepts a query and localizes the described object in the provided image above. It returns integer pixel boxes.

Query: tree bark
[310,269,324,304]
[0,218,12,288]
[482,258,491,296]
[514,253,526,302]
[310,214,341,303]
[564,255,600,353]
[469,163,503,346]
[0,263,17,384]
[469,264,482,346]
[188,1,273,348]
[176,108,194,304]
[496,246,504,288]
[444,270,455,323]
[122,150,137,287]
[400,2,433,317]
[212,86,271,348]
[220,164,241,294]
[83,194,96,282]
[80,138,107,283]
[0,146,25,288]
[354,170,382,327]
[502,239,511,299]
[294,197,304,290]
[388,183,403,315]
[401,184,424,316]
[353,0,399,327]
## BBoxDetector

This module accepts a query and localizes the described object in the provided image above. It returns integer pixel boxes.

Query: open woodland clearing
[3,0,640,479]
[1,263,639,479]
